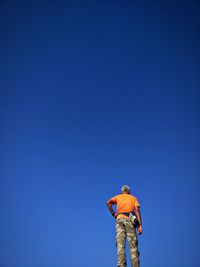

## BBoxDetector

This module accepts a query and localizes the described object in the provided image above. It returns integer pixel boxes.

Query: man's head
[121,185,130,194]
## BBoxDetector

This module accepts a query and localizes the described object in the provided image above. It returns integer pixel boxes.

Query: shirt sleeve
[108,195,118,204]
[134,197,140,208]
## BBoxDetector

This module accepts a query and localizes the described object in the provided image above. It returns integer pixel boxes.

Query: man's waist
[116,212,132,219]
[119,212,131,216]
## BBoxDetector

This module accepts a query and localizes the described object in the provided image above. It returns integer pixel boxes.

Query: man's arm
[134,206,143,235]
[106,200,116,218]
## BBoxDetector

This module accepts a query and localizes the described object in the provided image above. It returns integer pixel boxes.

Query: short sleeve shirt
[109,193,140,219]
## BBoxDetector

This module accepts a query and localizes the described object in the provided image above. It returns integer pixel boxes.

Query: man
[106,185,143,267]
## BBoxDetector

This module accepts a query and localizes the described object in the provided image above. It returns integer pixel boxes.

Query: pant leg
[125,220,140,267]
[116,218,127,267]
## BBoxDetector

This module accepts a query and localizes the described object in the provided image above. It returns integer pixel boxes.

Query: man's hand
[137,225,143,235]
[134,206,143,235]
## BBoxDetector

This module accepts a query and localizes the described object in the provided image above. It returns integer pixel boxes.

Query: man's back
[109,193,140,219]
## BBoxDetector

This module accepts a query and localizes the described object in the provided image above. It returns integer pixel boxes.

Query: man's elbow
[106,200,112,207]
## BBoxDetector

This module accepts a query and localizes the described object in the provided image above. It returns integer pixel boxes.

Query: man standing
[106,185,143,267]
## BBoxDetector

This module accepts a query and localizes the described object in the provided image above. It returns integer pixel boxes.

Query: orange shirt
[109,193,140,219]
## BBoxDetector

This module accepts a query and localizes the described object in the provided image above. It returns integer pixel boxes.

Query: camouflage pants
[116,217,140,267]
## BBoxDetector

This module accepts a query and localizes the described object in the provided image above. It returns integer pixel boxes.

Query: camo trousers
[116,217,140,267]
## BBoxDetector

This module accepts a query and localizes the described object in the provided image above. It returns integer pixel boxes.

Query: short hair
[121,185,130,193]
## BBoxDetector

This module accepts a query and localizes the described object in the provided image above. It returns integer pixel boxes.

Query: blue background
[1,1,200,266]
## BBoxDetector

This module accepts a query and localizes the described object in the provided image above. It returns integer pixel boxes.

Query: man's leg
[125,220,140,267]
[116,218,127,267]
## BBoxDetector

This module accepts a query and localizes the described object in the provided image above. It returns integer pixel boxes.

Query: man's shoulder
[109,194,121,201]
[130,194,137,198]
[113,194,121,199]
[129,194,138,201]
[111,194,123,201]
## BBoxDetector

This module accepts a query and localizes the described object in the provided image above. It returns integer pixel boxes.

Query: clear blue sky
[1,1,200,267]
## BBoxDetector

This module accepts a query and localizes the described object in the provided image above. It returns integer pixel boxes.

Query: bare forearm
[135,207,142,226]
[106,201,115,217]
